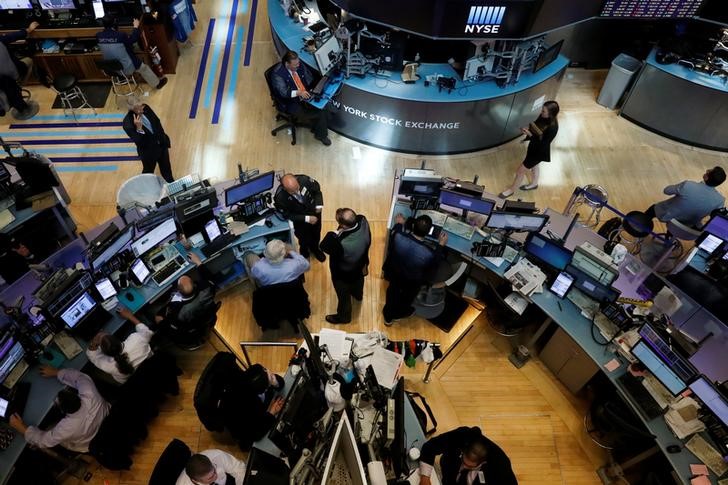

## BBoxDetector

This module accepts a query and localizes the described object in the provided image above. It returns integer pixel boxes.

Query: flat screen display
[61,291,97,328]
[225,171,275,206]
[486,211,548,232]
[95,277,117,301]
[91,224,134,270]
[631,341,687,395]
[689,376,728,426]
[39,0,75,9]
[565,264,620,303]
[131,218,177,257]
[314,35,342,75]
[600,0,703,18]
[130,258,151,284]
[0,397,8,418]
[524,233,572,270]
[549,271,574,298]
[0,0,33,9]
[703,214,728,241]
[0,342,23,383]
[204,219,221,241]
[698,233,723,254]
[439,189,495,216]
[533,40,563,73]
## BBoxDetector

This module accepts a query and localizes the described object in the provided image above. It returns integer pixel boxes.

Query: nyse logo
[465,6,506,34]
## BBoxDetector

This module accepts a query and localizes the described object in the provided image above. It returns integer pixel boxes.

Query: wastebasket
[597,53,643,109]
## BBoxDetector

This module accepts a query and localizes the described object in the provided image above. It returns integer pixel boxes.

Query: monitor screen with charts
[94,278,117,301]
[689,376,728,426]
[130,258,151,284]
[638,323,696,383]
[0,0,33,9]
[131,218,177,257]
[524,233,573,271]
[631,341,687,395]
[314,35,342,75]
[0,342,24,384]
[438,189,495,216]
[204,219,222,242]
[703,214,728,242]
[39,0,75,9]
[61,291,97,328]
[698,233,723,254]
[224,171,275,206]
[486,211,548,232]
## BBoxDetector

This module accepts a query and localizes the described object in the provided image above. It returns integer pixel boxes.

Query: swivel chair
[264,64,298,145]
[170,300,221,351]
[252,277,310,332]
[149,439,192,485]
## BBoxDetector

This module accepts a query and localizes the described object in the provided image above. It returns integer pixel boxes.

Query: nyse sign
[333,100,462,130]
[464,6,506,34]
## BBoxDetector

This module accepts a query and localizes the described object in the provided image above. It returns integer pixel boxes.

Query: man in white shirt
[176,449,246,485]
[85,306,154,384]
[9,367,110,452]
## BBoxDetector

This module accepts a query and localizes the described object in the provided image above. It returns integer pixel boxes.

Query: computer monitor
[0,0,33,9]
[438,189,495,216]
[90,224,134,271]
[463,55,492,81]
[243,447,289,485]
[689,376,728,427]
[565,264,620,304]
[130,258,151,285]
[533,40,564,73]
[631,340,687,395]
[39,0,75,9]
[299,320,328,384]
[0,341,23,384]
[13,156,59,195]
[91,0,104,17]
[204,219,222,242]
[486,211,549,232]
[571,248,618,285]
[60,291,97,329]
[224,171,275,206]
[131,218,177,257]
[702,214,728,242]
[314,35,342,75]
[94,277,117,301]
[638,323,696,383]
[523,233,573,271]
[698,233,724,254]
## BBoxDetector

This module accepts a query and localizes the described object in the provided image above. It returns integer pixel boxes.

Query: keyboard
[152,257,187,286]
[567,288,599,319]
[617,373,664,421]
[165,174,200,196]
[312,75,329,96]
[685,434,728,476]
[201,233,238,258]
[53,331,82,360]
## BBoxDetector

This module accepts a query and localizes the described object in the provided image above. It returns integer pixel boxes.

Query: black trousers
[382,278,421,322]
[0,75,28,112]
[140,147,174,183]
[289,102,328,139]
[332,275,364,321]
[293,218,322,257]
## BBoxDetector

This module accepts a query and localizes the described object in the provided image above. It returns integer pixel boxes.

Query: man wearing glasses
[419,426,517,485]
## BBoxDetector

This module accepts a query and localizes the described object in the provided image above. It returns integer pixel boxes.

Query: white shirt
[420,462,481,485]
[176,449,247,485]
[25,369,110,452]
[86,323,154,384]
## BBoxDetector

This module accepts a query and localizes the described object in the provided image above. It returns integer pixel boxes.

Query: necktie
[224,473,236,485]
[141,114,154,134]
[291,70,308,95]
[294,192,304,203]
[456,469,469,485]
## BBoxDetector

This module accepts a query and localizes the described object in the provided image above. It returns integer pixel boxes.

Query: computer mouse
[125,293,134,302]
[666,445,681,454]
[265,218,273,228]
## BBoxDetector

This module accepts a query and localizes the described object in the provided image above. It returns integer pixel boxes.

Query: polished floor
[4,0,728,482]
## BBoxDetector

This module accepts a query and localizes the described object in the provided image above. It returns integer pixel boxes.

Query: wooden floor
[7,0,728,482]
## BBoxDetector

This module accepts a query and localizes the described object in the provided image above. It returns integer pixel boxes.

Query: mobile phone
[117,273,129,289]
[549,271,574,299]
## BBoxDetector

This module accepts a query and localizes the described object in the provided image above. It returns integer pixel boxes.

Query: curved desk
[268,0,568,154]
[621,49,728,152]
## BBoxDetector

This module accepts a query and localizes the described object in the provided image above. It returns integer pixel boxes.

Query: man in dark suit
[274,173,326,262]
[122,95,174,182]
[270,50,331,146]
[382,214,447,325]
[320,208,371,324]
[419,426,518,485]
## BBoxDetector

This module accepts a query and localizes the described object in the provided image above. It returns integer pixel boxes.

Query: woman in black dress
[499,100,560,198]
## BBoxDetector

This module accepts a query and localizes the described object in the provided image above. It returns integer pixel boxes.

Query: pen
[557,301,563,311]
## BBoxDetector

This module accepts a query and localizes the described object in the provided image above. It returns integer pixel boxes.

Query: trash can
[597,54,643,109]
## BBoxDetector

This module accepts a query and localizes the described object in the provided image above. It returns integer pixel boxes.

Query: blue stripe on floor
[50,156,138,163]
[9,122,123,129]
[55,165,118,172]
[10,146,137,154]
[0,130,125,137]
[243,0,259,66]
[14,138,130,145]
[190,18,216,119]
[212,0,241,124]
[26,114,125,121]
[227,26,245,103]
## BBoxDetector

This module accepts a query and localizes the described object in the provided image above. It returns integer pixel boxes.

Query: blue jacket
[0,29,28,80]
[96,27,142,72]
[169,0,197,42]
[271,61,314,113]
[654,180,725,227]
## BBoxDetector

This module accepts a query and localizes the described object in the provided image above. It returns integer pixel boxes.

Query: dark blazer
[383,223,444,283]
[122,105,171,163]
[320,214,371,281]
[420,426,518,485]
[525,118,558,163]
[271,61,314,113]
[96,27,143,69]
[273,174,324,224]
[226,373,284,450]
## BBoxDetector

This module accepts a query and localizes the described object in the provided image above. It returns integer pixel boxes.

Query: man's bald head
[281,174,300,195]
[335,208,357,228]
[177,275,195,296]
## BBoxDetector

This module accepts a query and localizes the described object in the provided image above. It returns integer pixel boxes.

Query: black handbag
[406,391,437,436]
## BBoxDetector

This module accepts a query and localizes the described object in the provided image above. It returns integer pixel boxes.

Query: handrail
[239,341,298,367]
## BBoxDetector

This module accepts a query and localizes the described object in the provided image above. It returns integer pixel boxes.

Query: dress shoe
[315,135,332,146]
[313,249,326,262]
[325,314,350,324]
[157,77,168,90]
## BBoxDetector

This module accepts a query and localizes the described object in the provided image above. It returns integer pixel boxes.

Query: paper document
[690,464,709,476]
[504,291,529,315]
[318,328,348,362]
[370,347,403,390]
[504,259,546,297]
[0,209,14,230]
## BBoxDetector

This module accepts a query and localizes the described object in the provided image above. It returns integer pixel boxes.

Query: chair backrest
[149,439,192,485]
[667,218,702,241]
[94,58,126,78]
[263,63,288,113]
[194,352,245,431]
[98,43,136,75]
[252,277,311,328]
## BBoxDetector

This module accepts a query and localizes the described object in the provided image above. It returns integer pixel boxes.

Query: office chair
[149,439,192,485]
[170,301,221,351]
[94,59,139,108]
[252,277,310,332]
[264,64,298,145]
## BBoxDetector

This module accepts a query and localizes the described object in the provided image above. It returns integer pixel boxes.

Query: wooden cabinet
[141,21,179,75]
[540,327,600,394]
[34,51,152,82]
